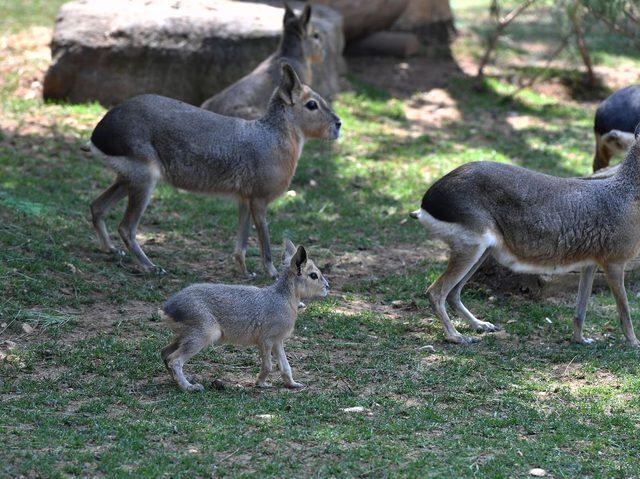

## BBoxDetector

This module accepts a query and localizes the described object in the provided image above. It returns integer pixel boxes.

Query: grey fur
[200,4,324,119]
[88,62,341,277]
[160,239,329,391]
[412,138,640,346]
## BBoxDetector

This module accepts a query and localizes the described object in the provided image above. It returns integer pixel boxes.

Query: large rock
[313,0,409,42]
[393,0,455,44]
[43,0,344,106]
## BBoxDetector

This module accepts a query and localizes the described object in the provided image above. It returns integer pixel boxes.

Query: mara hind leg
[256,340,274,388]
[446,249,497,333]
[166,324,222,392]
[161,337,180,371]
[427,243,488,344]
[602,262,640,347]
[118,170,161,274]
[572,264,596,344]
[90,177,128,255]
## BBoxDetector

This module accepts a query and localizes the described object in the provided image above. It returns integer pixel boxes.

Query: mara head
[602,129,635,157]
[283,3,325,64]
[282,238,329,299]
[276,62,341,140]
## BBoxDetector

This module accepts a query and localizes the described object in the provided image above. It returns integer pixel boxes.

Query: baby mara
[161,240,328,392]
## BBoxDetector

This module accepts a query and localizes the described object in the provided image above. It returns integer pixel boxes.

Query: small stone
[544,317,553,324]
[1,323,7,328]
[309,179,318,187]
[212,379,226,390]
[529,468,546,477]
[66,262,78,274]
[21,323,34,334]
[488,296,496,302]
[1,340,16,350]
[286,190,297,198]
[0,352,6,361]
[341,406,372,415]
[255,414,274,420]
[418,345,436,353]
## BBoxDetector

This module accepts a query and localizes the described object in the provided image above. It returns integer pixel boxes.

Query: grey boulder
[43,0,344,106]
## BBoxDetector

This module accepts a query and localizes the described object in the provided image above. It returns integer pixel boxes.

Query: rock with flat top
[347,31,420,57]
[44,0,344,106]
[393,0,455,44]
[313,0,409,41]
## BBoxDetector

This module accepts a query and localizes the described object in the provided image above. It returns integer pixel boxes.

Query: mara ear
[282,237,297,263]
[278,62,302,105]
[283,2,295,23]
[283,238,297,256]
[289,245,307,275]
[300,4,312,30]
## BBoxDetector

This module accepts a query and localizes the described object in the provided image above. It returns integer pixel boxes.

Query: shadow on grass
[346,60,592,179]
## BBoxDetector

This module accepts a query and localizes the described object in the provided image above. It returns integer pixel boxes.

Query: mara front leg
[249,198,278,278]
[572,265,596,344]
[273,341,303,389]
[233,200,254,278]
[603,262,640,347]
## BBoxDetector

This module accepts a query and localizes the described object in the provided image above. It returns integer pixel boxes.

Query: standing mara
[412,131,640,346]
[87,63,341,277]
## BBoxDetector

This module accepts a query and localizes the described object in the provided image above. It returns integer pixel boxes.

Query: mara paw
[473,320,498,333]
[572,335,595,345]
[446,334,480,345]
[284,381,305,389]
[182,382,204,392]
[265,264,279,279]
[255,381,274,389]
[144,265,167,276]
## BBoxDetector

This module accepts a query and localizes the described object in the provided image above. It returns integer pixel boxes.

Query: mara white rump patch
[415,208,595,275]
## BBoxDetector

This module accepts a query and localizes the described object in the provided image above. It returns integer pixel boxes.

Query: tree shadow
[346,54,593,179]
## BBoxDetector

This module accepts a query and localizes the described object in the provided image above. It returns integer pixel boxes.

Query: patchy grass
[451,0,640,95]
[2,1,640,478]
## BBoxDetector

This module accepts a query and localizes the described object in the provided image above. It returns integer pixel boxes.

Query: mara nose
[335,120,342,130]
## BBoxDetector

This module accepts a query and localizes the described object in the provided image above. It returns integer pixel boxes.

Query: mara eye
[305,100,318,111]
[313,32,320,39]
[309,272,318,280]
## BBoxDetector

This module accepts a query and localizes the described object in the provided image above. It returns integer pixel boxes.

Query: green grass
[2,1,640,477]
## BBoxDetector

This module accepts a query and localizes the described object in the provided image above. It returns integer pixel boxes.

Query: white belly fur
[415,208,595,274]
